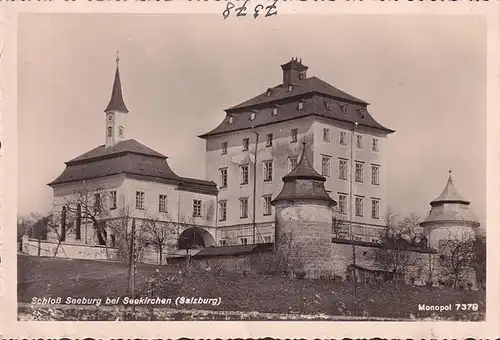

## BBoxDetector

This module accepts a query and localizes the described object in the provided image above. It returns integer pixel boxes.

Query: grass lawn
[18,255,485,320]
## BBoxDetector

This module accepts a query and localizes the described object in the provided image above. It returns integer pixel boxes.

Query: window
[355,196,364,217]
[94,193,101,211]
[220,167,228,188]
[107,127,112,138]
[240,237,248,245]
[321,155,331,177]
[340,131,347,146]
[356,135,363,149]
[341,104,348,115]
[323,128,331,142]
[298,100,304,110]
[110,190,117,209]
[339,159,348,180]
[240,164,249,185]
[264,236,272,243]
[221,142,228,155]
[266,133,273,147]
[135,191,145,210]
[371,199,380,219]
[288,156,298,173]
[110,234,116,247]
[357,108,365,119]
[242,138,249,151]
[355,162,364,183]
[338,194,347,215]
[371,165,380,185]
[159,194,168,213]
[118,126,124,138]
[193,199,202,217]
[219,200,227,221]
[250,111,256,121]
[220,240,228,246]
[263,160,273,182]
[263,195,272,216]
[291,128,298,143]
[228,116,234,124]
[324,101,332,110]
[240,198,249,219]
[272,107,278,116]
[372,138,380,152]
[267,88,272,97]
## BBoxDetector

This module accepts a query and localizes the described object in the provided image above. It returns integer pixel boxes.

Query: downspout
[252,127,259,245]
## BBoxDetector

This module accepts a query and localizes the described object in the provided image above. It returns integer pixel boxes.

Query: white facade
[204,115,390,244]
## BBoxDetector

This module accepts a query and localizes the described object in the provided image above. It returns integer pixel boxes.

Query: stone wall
[22,237,118,260]
[275,203,332,278]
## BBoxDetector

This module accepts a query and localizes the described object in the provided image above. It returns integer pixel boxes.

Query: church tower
[104,51,129,148]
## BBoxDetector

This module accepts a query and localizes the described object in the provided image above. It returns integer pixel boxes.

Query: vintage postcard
[2,1,500,338]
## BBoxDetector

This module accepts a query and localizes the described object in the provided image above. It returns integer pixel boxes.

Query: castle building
[45,55,219,255]
[199,58,395,245]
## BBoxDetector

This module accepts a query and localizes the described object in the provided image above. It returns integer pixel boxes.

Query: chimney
[281,57,308,87]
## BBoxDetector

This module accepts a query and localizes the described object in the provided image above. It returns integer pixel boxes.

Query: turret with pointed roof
[272,141,336,207]
[105,52,129,114]
[420,170,479,230]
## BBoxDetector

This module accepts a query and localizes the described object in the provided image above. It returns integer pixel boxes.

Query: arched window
[107,126,112,137]
[118,126,124,138]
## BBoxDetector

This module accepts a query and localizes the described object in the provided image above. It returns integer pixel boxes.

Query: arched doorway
[178,227,215,250]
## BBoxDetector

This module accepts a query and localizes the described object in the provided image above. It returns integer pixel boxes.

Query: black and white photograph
[14,12,488,325]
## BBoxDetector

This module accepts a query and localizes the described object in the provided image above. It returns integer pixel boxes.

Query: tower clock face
[108,114,113,122]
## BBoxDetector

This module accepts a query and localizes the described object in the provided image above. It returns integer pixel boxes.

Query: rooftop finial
[116,49,120,66]
[449,168,452,176]
[299,57,302,63]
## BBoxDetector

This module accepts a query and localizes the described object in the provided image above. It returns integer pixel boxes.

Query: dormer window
[357,108,366,119]
[250,110,256,121]
[272,107,278,116]
[228,116,235,124]
[298,100,304,110]
[341,104,348,115]
[266,88,273,97]
[324,101,332,111]
[287,85,293,92]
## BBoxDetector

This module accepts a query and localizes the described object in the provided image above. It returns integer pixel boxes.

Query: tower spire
[105,52,129,114]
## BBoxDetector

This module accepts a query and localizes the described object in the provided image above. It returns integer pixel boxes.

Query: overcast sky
[17,13,486,227]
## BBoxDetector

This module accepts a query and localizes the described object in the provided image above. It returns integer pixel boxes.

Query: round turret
[420,170,480,249]
[271,141,337,279]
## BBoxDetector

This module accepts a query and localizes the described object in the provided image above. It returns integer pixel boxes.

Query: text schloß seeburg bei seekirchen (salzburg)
[30,296,222,307]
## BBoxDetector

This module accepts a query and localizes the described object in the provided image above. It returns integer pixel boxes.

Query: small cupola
[281,57,308,88]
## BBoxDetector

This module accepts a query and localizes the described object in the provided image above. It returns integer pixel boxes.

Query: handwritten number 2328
[223,0,278,19]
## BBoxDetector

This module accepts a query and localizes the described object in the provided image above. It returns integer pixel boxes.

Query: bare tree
[17,212,43,241]
[332,212,347,237]
[472,232,486,290]
[374,211,424,284]
[437,230,476,289]
[141,212,178,265]
[42,209,76,257]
